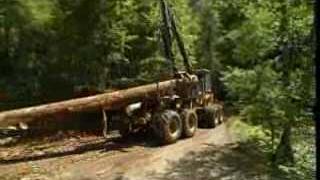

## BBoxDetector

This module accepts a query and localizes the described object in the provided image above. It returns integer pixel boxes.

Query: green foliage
[217,0,314,175]
[0,0,197,102]
[220,0,313,126]
[230,118,315,180]
[0,0,314,176]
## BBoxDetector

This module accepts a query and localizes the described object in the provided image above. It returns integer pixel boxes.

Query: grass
[227,116,316,180]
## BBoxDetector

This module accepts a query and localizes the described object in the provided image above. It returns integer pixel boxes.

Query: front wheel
[152,110,182,144]
[201,106,216,128]
[199,104,223,128]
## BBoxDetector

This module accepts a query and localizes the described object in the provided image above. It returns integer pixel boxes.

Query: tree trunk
[0,79,187,127]
[274,121,294,165]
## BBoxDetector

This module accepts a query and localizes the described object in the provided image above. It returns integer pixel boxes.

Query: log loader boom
[160,0,192,75]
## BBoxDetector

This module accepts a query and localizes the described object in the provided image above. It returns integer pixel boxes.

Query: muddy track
[0,121,238,180]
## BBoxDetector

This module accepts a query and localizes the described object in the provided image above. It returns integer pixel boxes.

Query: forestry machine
[103,0,224,144]
[0,0,224,144]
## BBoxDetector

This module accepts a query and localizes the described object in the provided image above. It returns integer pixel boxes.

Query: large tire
[201,106,216,128]
[210,104,224,125]
[206,107,216,128]
[152,110,182,144]
[199,106,217,128]
[204,105,224,128]
[181,109,198,138]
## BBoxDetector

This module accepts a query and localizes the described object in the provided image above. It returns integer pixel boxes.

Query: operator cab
[195,69,212,93]
[194,69,215,106]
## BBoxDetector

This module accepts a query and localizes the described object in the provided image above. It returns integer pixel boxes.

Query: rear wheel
[152,110,182,144]
[181,109,198,138]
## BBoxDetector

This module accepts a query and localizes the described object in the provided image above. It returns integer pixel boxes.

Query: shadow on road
[143,142,270,180]
[0,140,107,165]
[0,131,158,165]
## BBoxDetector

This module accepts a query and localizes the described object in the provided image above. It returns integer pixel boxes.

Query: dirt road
[0,121,267,180]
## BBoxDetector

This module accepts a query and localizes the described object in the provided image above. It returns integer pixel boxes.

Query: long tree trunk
[272,0,295,166]
[0,79,188,127]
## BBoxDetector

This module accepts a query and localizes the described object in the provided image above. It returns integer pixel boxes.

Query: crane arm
[159,0,193,75]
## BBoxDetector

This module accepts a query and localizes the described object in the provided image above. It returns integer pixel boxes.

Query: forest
[0,0,315,179]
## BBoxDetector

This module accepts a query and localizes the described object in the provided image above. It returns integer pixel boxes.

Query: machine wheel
[153,110,182,144]
[206,107,217,128]
[201,106,217,128]
[181,109,198,138]
[210,104,224,125]
[203,105,224,128]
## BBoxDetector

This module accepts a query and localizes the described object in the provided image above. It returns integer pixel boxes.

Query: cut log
[0,79,183,127]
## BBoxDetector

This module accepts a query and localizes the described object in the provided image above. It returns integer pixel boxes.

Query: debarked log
[0,79,185,127]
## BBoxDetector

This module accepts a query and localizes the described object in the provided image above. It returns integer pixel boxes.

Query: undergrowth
[228,117,315,180]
